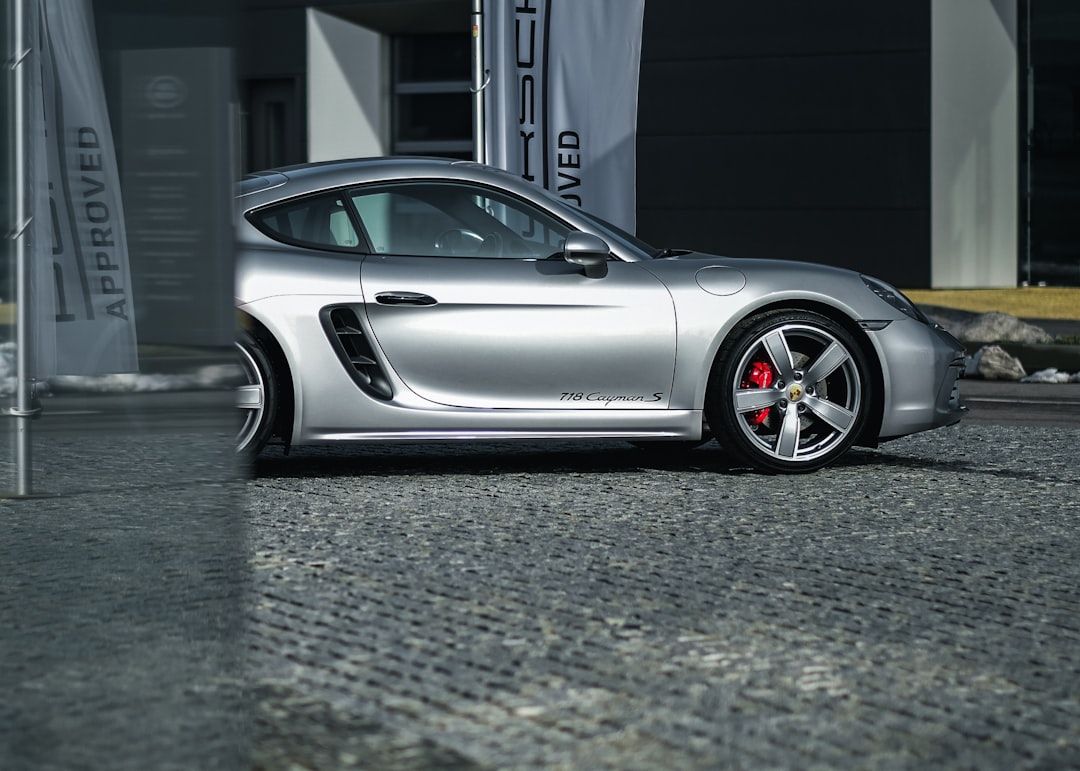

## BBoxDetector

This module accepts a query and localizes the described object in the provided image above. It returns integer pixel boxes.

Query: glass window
[395,35,469,83]
[392,34,471,159]
[350,182,572,259]
[249,193,361,251]
[1021,0,1080,285]
[396,92,471,145]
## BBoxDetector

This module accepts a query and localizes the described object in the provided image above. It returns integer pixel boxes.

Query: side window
[250,193,361,250]
[350,191,458,255]
[482,196,568,256]
[349,182,571,259]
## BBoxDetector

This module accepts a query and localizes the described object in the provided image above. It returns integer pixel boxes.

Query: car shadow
[249,439,1069,484]
[249,440,760,479]
[833,446,1074,484]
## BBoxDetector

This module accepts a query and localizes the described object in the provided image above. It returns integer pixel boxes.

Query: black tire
[236,329,279,457]
[706,310,871,473]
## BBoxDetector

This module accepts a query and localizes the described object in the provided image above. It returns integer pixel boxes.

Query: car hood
[651,250,859,279]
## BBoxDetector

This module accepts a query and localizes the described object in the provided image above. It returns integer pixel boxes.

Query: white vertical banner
[20,0,54,380]
[35,0,138,375]
[483,0,646,233]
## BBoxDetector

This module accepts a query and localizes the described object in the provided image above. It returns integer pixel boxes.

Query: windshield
[572,207,661,258]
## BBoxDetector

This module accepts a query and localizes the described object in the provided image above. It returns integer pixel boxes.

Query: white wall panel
[307,9,387,161]
[932,0,1018,287]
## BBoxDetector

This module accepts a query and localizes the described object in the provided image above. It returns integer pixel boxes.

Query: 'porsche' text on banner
[483,0,646,233]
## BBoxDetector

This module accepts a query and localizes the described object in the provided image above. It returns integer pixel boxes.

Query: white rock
[975,345,1027,381]
[964,348,984,378]
[949,312,1054,344]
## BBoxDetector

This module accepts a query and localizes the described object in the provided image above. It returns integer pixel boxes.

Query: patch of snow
[1021,367,1075,384]
[0,342,239,397]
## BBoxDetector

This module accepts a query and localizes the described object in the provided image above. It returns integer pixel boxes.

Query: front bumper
[874,321,967,439]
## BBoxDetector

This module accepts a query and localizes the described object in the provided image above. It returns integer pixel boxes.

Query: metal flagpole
[470,0,488,164]
[5,0,47,499]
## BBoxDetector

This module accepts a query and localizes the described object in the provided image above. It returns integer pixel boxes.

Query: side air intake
[320,306,393,400]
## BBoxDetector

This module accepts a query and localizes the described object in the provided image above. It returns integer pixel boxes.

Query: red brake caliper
[741,361,775,425]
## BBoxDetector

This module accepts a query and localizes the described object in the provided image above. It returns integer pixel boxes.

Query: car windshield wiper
[654,247,690,258]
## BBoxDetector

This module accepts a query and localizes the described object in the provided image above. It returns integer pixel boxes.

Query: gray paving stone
[4,411,1079,769]
[245,424,1080,769]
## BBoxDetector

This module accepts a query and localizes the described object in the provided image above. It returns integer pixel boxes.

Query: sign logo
[145,75,187,109]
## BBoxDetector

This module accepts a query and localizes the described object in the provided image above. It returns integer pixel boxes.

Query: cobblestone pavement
[1,398,249,771]
[3,391,1079,770]
[247,422,1080,770]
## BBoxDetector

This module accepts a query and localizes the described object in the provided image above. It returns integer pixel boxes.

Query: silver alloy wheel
[730,322,863,465]
[235,340,266,454]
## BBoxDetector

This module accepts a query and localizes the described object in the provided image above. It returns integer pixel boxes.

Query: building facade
[87,0,1080,289]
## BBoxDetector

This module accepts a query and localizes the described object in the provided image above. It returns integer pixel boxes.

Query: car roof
[237,157,493,202]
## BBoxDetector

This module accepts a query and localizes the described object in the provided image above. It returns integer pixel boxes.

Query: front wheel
[707,311,871,473]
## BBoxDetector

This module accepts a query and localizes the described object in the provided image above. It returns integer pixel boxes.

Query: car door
[354,181,676,410]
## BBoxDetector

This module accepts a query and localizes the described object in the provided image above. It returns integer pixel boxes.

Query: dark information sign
[118,48,234,347]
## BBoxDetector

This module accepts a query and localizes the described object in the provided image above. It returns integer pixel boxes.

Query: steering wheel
[434,228,484,256]
[477,232,503,258]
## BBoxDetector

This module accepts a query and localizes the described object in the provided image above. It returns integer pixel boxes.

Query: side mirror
[563,232,610,279]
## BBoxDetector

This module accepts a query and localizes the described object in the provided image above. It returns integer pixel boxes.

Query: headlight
[861,275,930,324]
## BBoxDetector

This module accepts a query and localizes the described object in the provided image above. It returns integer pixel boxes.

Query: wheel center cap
[788,383,805,402]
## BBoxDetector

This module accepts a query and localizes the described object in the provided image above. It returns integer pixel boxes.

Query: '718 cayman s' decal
[560,392,664,405]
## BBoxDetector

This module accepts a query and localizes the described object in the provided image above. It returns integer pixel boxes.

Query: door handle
[375,291,437,306]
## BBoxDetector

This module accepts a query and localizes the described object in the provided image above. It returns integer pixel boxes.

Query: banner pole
[470,0,486,164]
[8,0,39,497]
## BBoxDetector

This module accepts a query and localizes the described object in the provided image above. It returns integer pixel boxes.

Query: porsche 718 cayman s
[235,157,966,473]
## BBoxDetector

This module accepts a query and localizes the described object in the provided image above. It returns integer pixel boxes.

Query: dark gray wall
[637,2,931,288]
[1024,0,1080,285]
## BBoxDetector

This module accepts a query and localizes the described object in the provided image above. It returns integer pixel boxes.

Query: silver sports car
[235,157,965,473]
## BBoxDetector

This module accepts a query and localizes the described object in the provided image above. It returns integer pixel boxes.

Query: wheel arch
[238,309,295,448]
[711,299,885,446]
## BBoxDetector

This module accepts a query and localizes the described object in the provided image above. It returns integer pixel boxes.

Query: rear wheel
[707,311,870,473]
[236,329,278,457]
